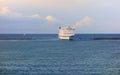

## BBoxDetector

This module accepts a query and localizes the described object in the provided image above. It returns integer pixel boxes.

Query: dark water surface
[0,34,120,75]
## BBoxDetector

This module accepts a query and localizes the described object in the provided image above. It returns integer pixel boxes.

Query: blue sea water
[0,34,120,75]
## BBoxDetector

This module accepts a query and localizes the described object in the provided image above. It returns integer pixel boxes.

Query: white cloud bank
[0,6,10,15]
[0,6,57,23]
[0,6,41,19]
[46,16,57,23]
[73,16,92,27]
[30,14,41,18]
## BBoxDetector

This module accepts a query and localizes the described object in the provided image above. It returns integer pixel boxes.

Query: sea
[0,34,120,75]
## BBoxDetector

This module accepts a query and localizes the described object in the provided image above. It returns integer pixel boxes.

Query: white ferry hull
[59,36,74,40]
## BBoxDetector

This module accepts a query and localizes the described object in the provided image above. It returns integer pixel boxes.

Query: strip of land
[94,38,120,40]
[0,38,120,40]
[0,38,36,40]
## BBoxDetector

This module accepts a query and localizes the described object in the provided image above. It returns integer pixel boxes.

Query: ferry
[58,26,75,40]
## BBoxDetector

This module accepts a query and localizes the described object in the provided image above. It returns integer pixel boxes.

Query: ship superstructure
[58,26,75,40]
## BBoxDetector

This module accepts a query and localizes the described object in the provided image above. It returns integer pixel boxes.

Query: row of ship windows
[60,33,74,34]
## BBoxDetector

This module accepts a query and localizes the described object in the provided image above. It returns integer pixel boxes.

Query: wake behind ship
[58,26,75,40]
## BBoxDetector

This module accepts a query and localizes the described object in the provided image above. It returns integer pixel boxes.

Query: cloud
[74,16,91,27]
[46,16,56,23]
[14,13,41,19]
[0,6,10,15]
[30,14,41,18]
[0,6,23,17]
[0,6,41,19]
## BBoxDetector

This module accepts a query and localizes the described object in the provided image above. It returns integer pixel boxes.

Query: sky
[0,0,120,34]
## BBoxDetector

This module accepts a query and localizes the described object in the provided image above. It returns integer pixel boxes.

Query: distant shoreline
[0,38,36,40]
[93,38,120,40]
[0,37,120,40]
